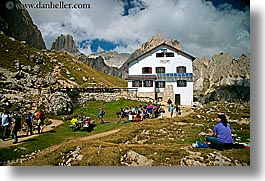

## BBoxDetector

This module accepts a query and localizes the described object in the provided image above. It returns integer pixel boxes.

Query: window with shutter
[143,80,153,87]
[156,67,165,73]
[142,67,152,74]
[177,80,187,87]
[155,81,165,88]
[156,53,164,57]
[176,66,186,73]
[132,80,142,87]
[166,52,174,57]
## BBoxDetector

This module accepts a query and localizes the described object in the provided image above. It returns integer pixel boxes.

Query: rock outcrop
[51,34,80,55]
[81,56,122,77]
[193,53,250,103]
[126,34,183,63]
[88,51,130,69]
[0,0,46,49]
[47,92,73,115]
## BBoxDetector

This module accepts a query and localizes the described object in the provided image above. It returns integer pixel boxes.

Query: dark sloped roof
[127,42,196,65]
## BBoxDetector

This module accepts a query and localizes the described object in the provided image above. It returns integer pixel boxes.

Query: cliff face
[193,53,250,103]
[88,51,130,69]
[51,34,79,55]
[0,0,46,49]
[81,56,122,78]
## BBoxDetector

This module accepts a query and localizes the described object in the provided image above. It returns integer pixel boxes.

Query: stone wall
[136,92,155,100]
[163,85,174,103]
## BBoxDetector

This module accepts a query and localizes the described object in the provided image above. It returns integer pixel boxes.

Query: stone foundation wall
[164,85,174,103]
[78,91,155,105]
[136,92,155,100]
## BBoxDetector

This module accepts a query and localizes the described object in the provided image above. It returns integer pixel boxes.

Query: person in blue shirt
[201,114,234,149]
[1,109,11,141]
[168,104,174,118]
[25,112,34,135]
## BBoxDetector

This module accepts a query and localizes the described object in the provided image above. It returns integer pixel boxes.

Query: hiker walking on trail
[25,112,34,135]
[98,108,105,124]
[36,110,45,134]
[167,98,172,108]
[11,113,21,144]
[1,109,11,141]
[38,85,42,95]
[168,104,174,118]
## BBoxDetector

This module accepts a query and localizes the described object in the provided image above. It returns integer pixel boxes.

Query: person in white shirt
[1,109,11,141]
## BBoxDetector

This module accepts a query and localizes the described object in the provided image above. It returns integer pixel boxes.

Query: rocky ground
[0,101,250,166]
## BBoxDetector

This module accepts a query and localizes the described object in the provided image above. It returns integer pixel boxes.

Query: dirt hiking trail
[0,119,63,149]
[39,128,121,155]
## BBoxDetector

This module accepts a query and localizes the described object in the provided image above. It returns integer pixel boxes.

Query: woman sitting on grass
[200,114,234,150]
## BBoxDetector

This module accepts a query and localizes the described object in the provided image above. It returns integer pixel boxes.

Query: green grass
[0,34,52,76]
[0,100,250,166]
[0,99,147,164]
[75,98,148,122]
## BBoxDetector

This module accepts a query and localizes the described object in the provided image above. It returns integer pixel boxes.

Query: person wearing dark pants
[36,110,45,134]
[25,112,34,135]
[1,109,11,141]
[11,114,21,144]
[201,114,234,150]
[98,108,105,124]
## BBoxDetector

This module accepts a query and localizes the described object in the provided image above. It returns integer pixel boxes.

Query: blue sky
[21,0,250,58]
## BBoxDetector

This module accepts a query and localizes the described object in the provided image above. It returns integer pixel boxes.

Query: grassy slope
[0,33,127,88]
[0,100,250,166]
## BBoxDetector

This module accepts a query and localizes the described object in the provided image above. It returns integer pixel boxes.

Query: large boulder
[48,92,73,115]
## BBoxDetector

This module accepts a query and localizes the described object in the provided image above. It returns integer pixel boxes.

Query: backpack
[36,111,44,120]
[15,117,22,130]
[40,113,45,120]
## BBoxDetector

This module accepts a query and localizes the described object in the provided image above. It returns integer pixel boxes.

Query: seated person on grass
[200,114,234,150]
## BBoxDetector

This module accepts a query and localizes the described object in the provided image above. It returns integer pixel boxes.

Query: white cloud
[21,0,250,58]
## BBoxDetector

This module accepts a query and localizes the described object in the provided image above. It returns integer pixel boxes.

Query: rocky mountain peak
[127,34,183,62]
[0,0,46,49]
[87,51,130,68]
[51,34,79,55]
[193,53,250,103]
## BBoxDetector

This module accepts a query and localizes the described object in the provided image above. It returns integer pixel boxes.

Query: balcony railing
[125,74,157,80]
[157,73,193,82]
[126,73,193,82]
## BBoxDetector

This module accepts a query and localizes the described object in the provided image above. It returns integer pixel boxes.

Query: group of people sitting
[69,115,95,132]
[116,103,166,123]
[0,109,45,144]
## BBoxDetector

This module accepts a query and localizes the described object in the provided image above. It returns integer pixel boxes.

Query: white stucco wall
[127,45,194,106]
[128,46,193,76]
